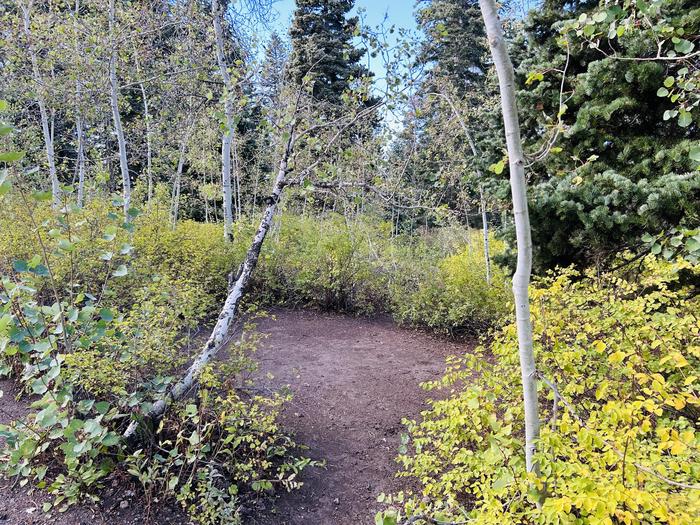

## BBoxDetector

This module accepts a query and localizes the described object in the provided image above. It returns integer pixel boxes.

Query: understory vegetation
[378,255,700,525]
[1,0,699,523]
[0,189,506,522]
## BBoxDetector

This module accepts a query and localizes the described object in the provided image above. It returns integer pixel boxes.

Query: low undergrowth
[0,188,314,524]
[377,255,700,525]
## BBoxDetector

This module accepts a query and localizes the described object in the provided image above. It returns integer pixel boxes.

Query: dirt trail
[0,310,472,524]
[251,309,470,525]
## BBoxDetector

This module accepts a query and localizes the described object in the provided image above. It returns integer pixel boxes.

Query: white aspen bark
[434,91,492,279]
[123,132,296,438]
[108,0,131,219]
[480,185,491,285]
[140,82,153,203]
[212,0,234,241]
[21,0,60,208]
[74,0,86,207]
[479,0,541,476]
[133,50,153,202]
[75,115,86,206]
[170,138,187,227]
[233,140,242,220]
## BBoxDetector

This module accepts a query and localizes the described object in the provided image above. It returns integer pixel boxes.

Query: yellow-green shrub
[255,213,391,314]
[390,241,510,333]
[381,256,699,525]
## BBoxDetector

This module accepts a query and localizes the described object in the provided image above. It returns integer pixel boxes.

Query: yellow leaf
[609,351,626,364]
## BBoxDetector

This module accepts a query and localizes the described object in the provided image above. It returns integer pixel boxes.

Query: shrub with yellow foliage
[379,256,699,525]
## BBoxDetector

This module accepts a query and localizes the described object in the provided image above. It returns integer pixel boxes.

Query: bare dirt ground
[250,309,470,525]
[0,309,472,525]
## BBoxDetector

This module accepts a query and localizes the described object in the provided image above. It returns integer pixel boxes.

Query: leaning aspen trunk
[21,0,60,208]
[479,0,541,477]
[123,132,296,438]
[212,0,234,242]
[108,0,131,219]
[480,185,491,285]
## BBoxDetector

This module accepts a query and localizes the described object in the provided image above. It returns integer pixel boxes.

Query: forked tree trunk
[212,0,234,242]
[123,131,296,438]
[20,0,60,208]
[479,0,540,476]
[108,0,131,218]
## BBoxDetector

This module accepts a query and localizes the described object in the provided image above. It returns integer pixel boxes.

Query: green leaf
[103,226,118,241]
[77,399,95,414]
[656,87,669,97]
[31,378,48,395]
[112,265,128,277]
[32,190,52,202]
[690,145,700,162]
[0,151,25,163]
[99,308,114,322]
[678,111,692,128]
[13,259,28,272]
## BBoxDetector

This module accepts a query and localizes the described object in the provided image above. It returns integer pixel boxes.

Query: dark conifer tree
[288,0,371,106]
[416,0,488,95]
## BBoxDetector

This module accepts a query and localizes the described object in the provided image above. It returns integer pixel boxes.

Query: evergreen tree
[288,0,371,106]
[416,0,488,95]
[512,0,700,270]
[259,31,289,108]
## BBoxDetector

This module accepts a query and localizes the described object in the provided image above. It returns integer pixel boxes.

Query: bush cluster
[0,194,313,524]
[377,256,700,525]
[252,213,508,331]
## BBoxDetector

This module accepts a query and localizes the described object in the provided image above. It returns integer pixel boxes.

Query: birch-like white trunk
[212,0,235,242]
[479,0,541,476]
[21,0,60,208]
[480,185,491,285]
[123,132,295,437]
[74,0,86,207]
[140,81,153,203]
[108,0,131,219]
[170,138,187,227]
[75,114,86,206]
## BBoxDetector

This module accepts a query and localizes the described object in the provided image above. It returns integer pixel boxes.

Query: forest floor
[0,309,471,525]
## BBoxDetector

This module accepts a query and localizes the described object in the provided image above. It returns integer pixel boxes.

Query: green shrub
[390,241,510,334]
[378,256,700,525]
[255,213,391,314]
[0,191,313,523]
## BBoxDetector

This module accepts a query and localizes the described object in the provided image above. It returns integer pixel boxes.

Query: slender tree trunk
[479,0,540,477]
[212,0,234,241]
[140,81,153,203]
[123,131,296,438]
[480,185,491,285]
[75,115,86,206]
[108,0,131,219]
[21,0,60,208]
[170,138,187,227]
[73,0,86,207]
